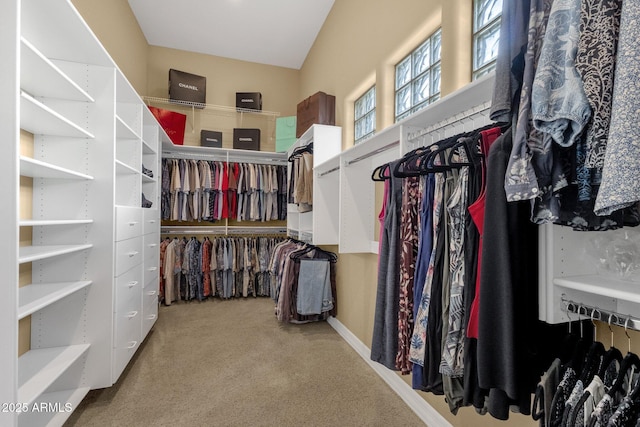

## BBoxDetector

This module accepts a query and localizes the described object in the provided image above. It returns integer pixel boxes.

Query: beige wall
[72,0,149,95]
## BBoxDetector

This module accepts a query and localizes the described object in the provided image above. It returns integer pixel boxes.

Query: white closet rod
[161,225,287,235]
[406,100,492,144]
[163,152,287,166]
[345,141,400,166]
[317,166,340,177]
[562,296,640,332]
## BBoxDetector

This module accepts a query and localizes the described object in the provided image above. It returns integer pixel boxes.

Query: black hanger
[288,143,313,162]
[608,352,640,398]
[579,341,605,384]
[371,163,390,181]
[599,346,624,379]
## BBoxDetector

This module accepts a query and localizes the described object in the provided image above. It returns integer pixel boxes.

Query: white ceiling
[128,0,335,70]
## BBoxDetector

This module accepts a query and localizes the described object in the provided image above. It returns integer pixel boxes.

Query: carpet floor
[64,297,425,426]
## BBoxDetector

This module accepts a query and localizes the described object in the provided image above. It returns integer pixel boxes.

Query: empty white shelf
[18,345,90,406]
[19,244,93,264]
[142,173,155,183]
[116,159,139,175]
[19,281,93,319]
[554,275,640,305]
[20,156,93,180]
[20,37,94,103]
[18,387,90,427]
[116,115,140,140]
[142,139,156,154]
[19,219,93,227]
[20,92,94,139]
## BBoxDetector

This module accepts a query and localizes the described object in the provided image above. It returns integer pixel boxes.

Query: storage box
[233,128,261,150]
[200,130,223,148]
[148,106,187,145]
[236,92,262,111]
[276,116,297,152]
[169,68,206,108]
[296,91,336,137]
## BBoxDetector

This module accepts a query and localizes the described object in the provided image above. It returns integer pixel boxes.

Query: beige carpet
[65,297,425,426]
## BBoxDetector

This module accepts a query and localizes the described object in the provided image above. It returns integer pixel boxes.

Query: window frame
[472,0,502,80]
[394,28,442,123]
[354,85,376,145]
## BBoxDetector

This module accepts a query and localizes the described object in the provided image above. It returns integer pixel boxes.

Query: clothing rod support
[561,297,640,332]
[345,140,400,166]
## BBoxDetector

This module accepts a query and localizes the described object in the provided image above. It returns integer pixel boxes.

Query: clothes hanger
[598,313,624,379]
[607,317,640,398]
[371,162,390,181]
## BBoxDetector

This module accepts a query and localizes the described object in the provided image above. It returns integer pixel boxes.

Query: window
[473,0,502,79]
[354,86,376,144]
[395,29,441,122]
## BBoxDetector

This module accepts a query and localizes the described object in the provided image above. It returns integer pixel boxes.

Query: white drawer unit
[115,206,143,242]
[144,263,159,287]
[115,236,143,277]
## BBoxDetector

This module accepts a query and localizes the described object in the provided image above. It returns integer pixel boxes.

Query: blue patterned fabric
[595,0,640,216]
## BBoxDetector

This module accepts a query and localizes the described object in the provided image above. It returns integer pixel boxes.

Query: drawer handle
[128,221,138,227]
[126,311,138,319]
[147,314,157,320]
[126,341,138,349]
[147,290,157,296]
[148,220,156,224]
[127,251,139,257]
[148,266,158,272]
[127,281,138,288]
[148,243,157,248]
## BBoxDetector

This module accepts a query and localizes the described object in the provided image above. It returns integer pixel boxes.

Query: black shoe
[142,164,153,178]
[142,193,153,208]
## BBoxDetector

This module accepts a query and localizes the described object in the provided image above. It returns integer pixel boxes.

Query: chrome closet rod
[561,297,640,332]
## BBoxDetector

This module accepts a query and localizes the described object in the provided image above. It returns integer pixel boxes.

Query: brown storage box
[296,91,336,137]
[233,128,261,151]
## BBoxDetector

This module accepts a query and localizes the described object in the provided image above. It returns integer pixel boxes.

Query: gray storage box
[200,130,223,148]
[236,92,262,111]
[233,128,261,150]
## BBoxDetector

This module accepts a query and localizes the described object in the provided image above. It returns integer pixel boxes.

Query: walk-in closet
[4,0,640,426]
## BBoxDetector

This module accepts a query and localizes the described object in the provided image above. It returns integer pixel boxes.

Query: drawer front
[115,264,143,314]
[114,304,142,350]
[143,209,159,235]
[116,206,143,241]
[113,339,139,383]
[142,284,158,338]
[144,233,159,262]
[144,262,159,286]
[115,236,143,277]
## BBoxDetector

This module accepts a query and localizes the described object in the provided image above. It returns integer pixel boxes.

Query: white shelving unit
[1,0,163,425]
[286,124,342,245]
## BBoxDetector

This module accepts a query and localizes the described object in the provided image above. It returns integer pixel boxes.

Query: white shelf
[115,160,140,175]
[141,173,155,183]
[18,244,93,264]
[19,219,93,227]
[20,156,93,180]
[163,144,287,165]
[18,387,90,427]
[20,37,94,103]
[18,345,90,405]
[116,115,140,140]
[554,275,640,305]
[19,281,92,319]
[20,92,94,139]
[142,139,156,155]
